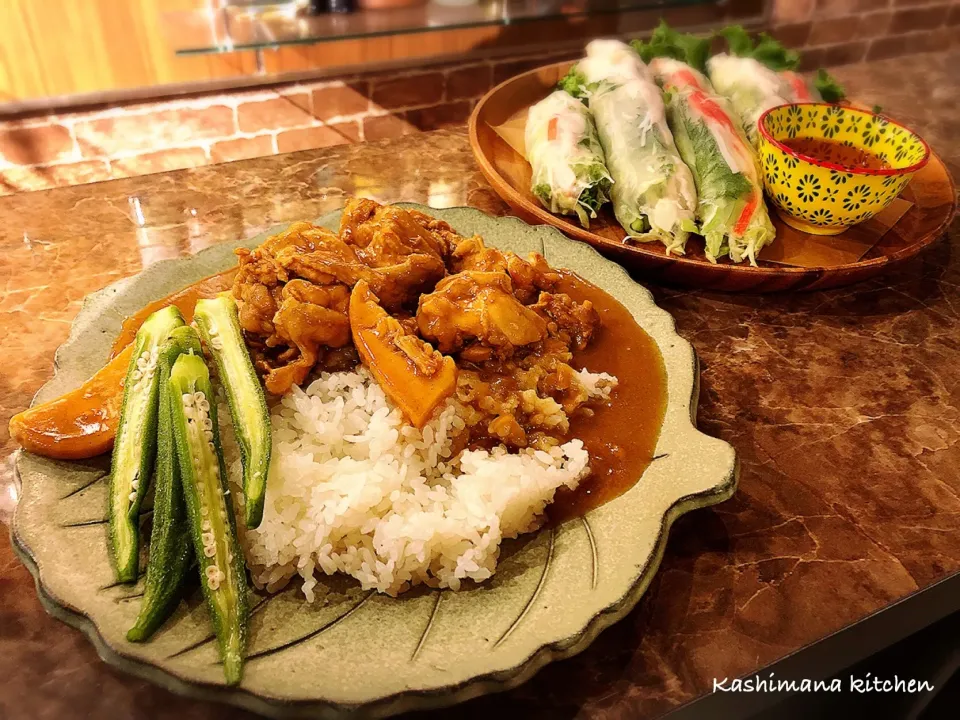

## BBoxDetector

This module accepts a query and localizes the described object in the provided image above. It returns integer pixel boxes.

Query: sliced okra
[193,294,272,529]
[127,327,201,642]
[109,305,184,583]
[169,352,248,685]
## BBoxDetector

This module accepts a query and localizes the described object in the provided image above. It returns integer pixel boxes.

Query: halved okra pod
[193,294,271,529]
[127,327,201,642]
[110,305,184,582]
[169,351,248,685]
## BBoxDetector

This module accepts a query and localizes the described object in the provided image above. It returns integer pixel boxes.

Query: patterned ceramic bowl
[758,103,930,235]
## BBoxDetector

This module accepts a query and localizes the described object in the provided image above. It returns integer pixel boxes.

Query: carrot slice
[665,69,704,92]
[733,191,760,237]
[547,117,559,141]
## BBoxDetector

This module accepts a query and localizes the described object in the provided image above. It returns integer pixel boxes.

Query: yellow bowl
[757,103,930,235]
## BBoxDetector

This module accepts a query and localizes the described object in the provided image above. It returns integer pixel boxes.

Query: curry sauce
[548,273,668,523]
[110,268,237,356]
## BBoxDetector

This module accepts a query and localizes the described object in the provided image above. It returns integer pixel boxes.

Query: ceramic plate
[13,205,737,717]
[469,62,957,292]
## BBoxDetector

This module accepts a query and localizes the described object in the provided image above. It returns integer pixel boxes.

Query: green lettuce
[814,68,846,103]
[557,68,593,101]
[631,20,711,73]
[718,25,800,71]
[676,109,752,201]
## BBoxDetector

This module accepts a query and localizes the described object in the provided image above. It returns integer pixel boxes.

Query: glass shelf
[165,0,709,55]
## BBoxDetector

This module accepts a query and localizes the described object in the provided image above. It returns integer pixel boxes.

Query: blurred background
[0,0,956,195]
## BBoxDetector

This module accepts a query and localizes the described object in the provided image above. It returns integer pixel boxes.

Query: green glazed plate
[13,205,738,717]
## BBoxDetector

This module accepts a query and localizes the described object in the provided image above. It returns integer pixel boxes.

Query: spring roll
[652,57,775,265]
[524,90,613,228]
[779,70,820,103]
[564,40,697,254]
[708,27,846,141]
[706,53,791,144]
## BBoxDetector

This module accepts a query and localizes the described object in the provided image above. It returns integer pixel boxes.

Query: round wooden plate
[468,61,957,292]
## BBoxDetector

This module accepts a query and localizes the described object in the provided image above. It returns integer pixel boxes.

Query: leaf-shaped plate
[12,205,737,717]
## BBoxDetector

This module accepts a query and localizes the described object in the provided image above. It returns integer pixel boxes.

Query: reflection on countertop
[0,51,959,720]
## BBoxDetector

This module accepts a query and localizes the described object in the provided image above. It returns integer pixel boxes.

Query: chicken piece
[406,209,464,256]
[449,236,509,274]
[417,271,548,357]
[340,197,454,263]
[273,232,362,286]
[278,245,443,311]
[530,291,600,351]
[364,255,445,309]
[265,279,351,394]
[506,252,561,304]
[260,220,327,256]
[449,237,561,304]
[232,222,336,342]
[350,280,457,428]
[234,278,281,340]
[273,210,445,310]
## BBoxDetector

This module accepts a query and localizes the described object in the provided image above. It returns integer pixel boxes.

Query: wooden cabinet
[0,0,740,106]
[0,0,254,103]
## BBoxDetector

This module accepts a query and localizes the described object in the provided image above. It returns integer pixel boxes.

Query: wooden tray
[468,61,957,292]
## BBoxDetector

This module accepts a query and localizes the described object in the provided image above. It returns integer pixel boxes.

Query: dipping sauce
[781,137,891,171]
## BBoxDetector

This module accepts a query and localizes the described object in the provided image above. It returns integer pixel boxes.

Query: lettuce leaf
[718,25,800,71]
[814,68,846,102]
[719,25,754,57]
[532,183,552,205]
[675,105,752,201]
[630,20,711,73]
[557,68,592,101]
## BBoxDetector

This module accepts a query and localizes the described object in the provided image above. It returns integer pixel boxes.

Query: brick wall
[1,0,957,196]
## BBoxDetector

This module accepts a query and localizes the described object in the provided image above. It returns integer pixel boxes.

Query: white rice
[576,369,618,399]
[222,367,616,599]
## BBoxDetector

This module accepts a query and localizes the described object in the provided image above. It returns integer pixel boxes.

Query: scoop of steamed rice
[220,367,616,599]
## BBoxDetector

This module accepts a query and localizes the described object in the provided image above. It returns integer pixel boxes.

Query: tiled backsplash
[1,0,957,196]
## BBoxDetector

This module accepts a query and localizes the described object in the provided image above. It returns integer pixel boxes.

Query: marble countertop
[2,52,959,719]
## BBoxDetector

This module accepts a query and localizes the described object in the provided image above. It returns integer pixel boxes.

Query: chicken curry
[9,199,666,519]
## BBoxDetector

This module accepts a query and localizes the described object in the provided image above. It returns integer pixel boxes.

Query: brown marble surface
[2,52,959,719]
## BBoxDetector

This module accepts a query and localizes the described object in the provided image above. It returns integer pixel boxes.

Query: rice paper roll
[779,70,821,103]
[706,53,791,144]
[708,27,844,141]
[570,40,697,254]
[653,57,775,264]
[707,58,832,142]
[648,56,713,94]
[524,90,613,228]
